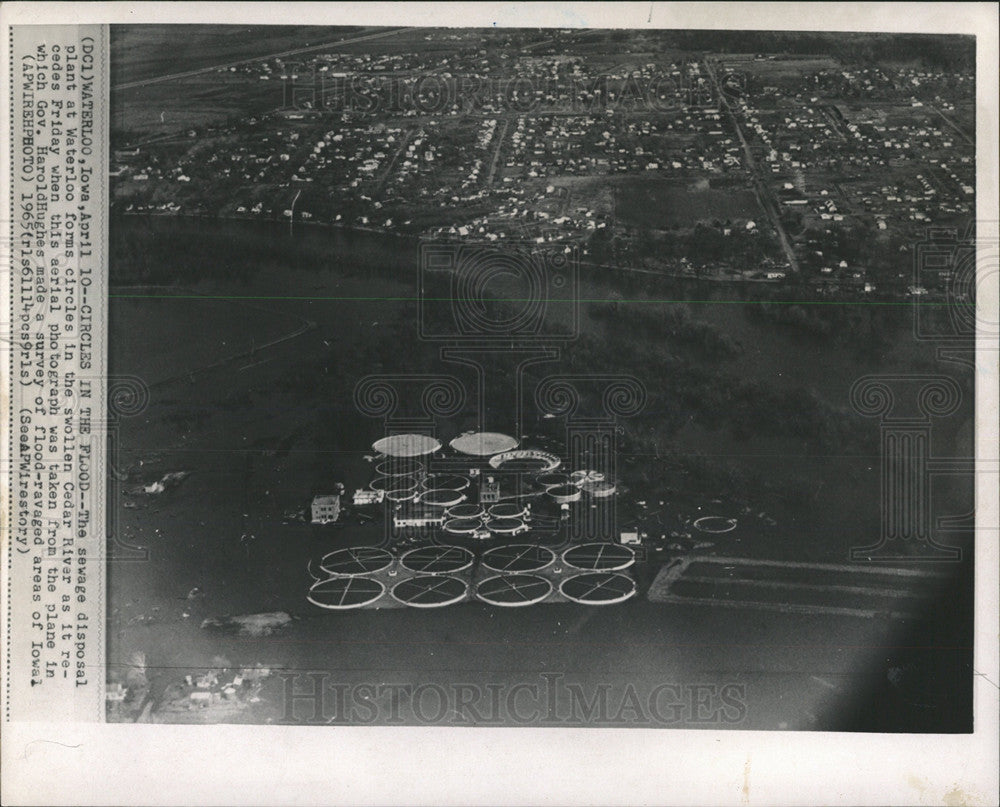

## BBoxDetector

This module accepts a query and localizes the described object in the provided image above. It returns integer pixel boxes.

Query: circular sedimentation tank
[481,544,555,573]
[476,574,553,607]
[369,474,415,492]
[421,474,470,491]
[446,503,485,520]
[307,576,386,610]
[487,518,528,535]
[547,484,582,504]
[372,434,441,458]
[693,516,738,534]
[570,470,605,486]
[375,459,424,477]
[443,517,482,535]
[536,472,570,489]
[449,432,519,456]
[400,545,475,575]
[559,572,636,605]
[580,480,617,498]
[488,502,528,519]
[418,488,466,508]
[562,543,635,571]
[319,546,394,577]
[391,575,467,608]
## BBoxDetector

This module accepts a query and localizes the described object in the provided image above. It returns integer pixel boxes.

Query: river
[105,215,974,730]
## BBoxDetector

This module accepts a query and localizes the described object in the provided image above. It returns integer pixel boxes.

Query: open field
[615,178,762,228]
[111,25,365,85]
[721,55,841,77]
[114,76,287,138]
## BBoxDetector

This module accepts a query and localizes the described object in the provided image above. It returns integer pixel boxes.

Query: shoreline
[112,209,834,291]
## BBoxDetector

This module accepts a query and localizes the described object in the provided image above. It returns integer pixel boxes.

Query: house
[311,494,341,524]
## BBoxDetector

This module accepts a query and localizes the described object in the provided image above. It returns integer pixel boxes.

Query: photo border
[1,2,996,805]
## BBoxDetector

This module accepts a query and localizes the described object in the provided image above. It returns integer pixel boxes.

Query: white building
[311,494,341,524]
[393,508,445,529]
[353,489,385,506]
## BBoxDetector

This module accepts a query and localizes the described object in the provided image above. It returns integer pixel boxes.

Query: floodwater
[107,216,974,730]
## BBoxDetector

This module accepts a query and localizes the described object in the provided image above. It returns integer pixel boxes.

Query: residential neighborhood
[111,28,975,297]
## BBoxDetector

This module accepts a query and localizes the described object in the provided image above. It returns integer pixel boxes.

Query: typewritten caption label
[6,25,107,722]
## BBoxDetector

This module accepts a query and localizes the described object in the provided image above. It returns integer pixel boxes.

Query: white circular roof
[449,431,519,456]
[372,433,442,457]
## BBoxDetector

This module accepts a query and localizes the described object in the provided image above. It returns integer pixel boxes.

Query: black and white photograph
[3,3,998,805]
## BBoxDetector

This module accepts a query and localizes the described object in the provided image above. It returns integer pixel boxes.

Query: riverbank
[115,210,904,295]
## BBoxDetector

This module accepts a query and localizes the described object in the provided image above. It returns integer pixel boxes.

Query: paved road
[372,127,416,197]
[930,104,974,146]
[486,116,511,186]
[112,27,414,91]
[703,56,800,274]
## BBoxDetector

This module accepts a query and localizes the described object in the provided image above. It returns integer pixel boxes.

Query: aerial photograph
[105,24,976,730]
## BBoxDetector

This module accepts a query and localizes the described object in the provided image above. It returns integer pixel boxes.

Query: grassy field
[720,56,841,78]
[111,25,367,85]
[109,26,479,139]
[113,75,287,137]
[615,178,762,228]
